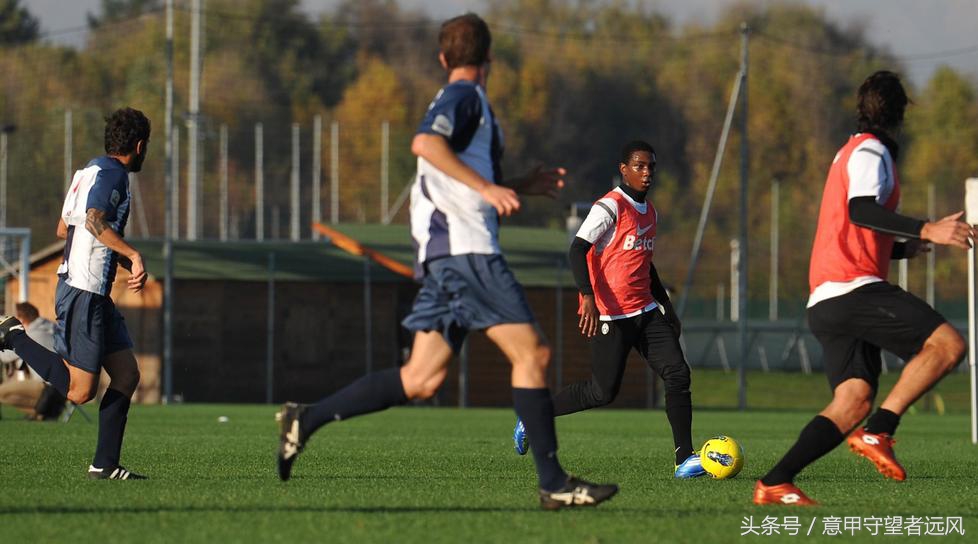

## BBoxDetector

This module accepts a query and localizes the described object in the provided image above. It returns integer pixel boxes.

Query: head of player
[104,107,151,173]
[618,140,656,196]
[856,70,908,139]
[438,13,492,86]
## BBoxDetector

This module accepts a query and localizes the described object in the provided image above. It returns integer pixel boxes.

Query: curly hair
[857,71,909,133]
[620,140,656,165]
[104,107,151,155]
[438,13,491,70]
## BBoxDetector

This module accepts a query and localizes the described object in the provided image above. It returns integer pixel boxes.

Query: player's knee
[586,383,613,407]
[514,344,551,372]
[408,384,437,401]
[921,326,965,375]
[112,368,140,397]
[67,387,95,405]
[935,330,966,372]
[661,363,691,394]
[533,344,551,368]
[401,369,442,401]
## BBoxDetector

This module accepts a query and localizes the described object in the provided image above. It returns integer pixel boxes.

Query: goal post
[0,227,31,306]
[965,178,978,445]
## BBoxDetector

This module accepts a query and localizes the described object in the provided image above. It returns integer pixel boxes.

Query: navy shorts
[807,281,946,393]
[54,278,134,373]
[402,254,536,352]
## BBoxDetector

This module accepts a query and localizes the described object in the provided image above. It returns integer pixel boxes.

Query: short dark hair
[104,107,151,155]
[620,140,656,165]
[439,13,491,70]
[14,302,39,321]
[857,71,908,133]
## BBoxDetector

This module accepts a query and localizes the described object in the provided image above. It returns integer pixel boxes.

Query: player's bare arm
[85,208,147,293]
[411,132,520,216]
[502,165,566,199]
[56,218,68,240]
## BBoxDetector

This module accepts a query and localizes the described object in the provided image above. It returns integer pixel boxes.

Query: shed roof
[13,224,576,287]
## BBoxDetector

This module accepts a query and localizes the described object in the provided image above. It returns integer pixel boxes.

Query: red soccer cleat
[753,480,818,506]
[847,428,906,481]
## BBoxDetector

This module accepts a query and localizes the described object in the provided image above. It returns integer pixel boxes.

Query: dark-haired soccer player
[276,13,618,510]
[754,71,974,505]
[0,107,150,480]
[512,141,705,478]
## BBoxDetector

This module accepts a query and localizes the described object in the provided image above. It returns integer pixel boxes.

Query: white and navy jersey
[58,156,131,296]
[410,80,504,276]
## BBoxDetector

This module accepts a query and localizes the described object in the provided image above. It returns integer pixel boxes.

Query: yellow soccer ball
[699,435,744,479]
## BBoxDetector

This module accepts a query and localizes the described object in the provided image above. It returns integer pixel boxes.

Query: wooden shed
[5,225,658,408]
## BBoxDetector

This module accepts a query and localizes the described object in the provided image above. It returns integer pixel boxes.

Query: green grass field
[1,404,977,543]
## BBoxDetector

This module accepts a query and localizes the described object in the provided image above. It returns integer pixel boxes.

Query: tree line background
[1,0,977,317]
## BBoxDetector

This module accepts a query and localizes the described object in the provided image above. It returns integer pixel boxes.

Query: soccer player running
[0,107,150,480]
[512,141,706,478]
[754,71,974,506]
[276,13,618,510]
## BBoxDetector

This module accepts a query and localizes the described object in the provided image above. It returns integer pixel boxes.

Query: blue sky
[25,0,978,88]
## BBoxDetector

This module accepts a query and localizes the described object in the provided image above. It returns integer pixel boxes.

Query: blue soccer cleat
[513,418,529,455]
[675,453,708,478]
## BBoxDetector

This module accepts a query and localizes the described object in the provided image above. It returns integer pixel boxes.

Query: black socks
[761,415,844,486]
[92,388,131,469]
[665,392,694,464]
[301,367,408,437]
[513,387,567,492]
[7,329,69,397]
[864,408,901,436]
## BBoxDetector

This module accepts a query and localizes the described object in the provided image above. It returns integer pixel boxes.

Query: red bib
[585,190,657,317]
[809,133,900,292]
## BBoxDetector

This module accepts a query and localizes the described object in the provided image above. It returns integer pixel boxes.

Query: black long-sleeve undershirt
[568,236,594,295]
[848,196,924,239]
[848,196,925,259]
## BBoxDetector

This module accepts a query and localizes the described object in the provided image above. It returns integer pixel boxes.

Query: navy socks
[513,387,567,492]
[301,367,408,436]
[7,329,69,397]
[92,388,131,468]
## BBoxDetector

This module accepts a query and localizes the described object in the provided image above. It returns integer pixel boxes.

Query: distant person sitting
[0,302,63,420]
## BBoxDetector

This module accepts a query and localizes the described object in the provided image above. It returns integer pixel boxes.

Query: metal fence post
[266,252,276,404]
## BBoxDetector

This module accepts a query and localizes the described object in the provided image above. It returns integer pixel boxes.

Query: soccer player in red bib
[513,140,706,478]
[754,71,975,506]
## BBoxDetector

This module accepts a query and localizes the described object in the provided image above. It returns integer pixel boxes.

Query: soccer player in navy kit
[0,107,150,479]
[276,13,618,509]
[513,141,705,478]
[754,71,974,505]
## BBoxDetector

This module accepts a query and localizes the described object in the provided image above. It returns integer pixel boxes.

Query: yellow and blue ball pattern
[699,435,744,479]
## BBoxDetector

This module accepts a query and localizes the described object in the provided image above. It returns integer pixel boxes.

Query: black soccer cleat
[0,314,25,350]
[539,476,619,510]
[276,402,308,481]
[88,465,148,480]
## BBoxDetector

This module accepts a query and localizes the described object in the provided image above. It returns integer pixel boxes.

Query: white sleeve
[575,198,618,244]
[846,139,891,204]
